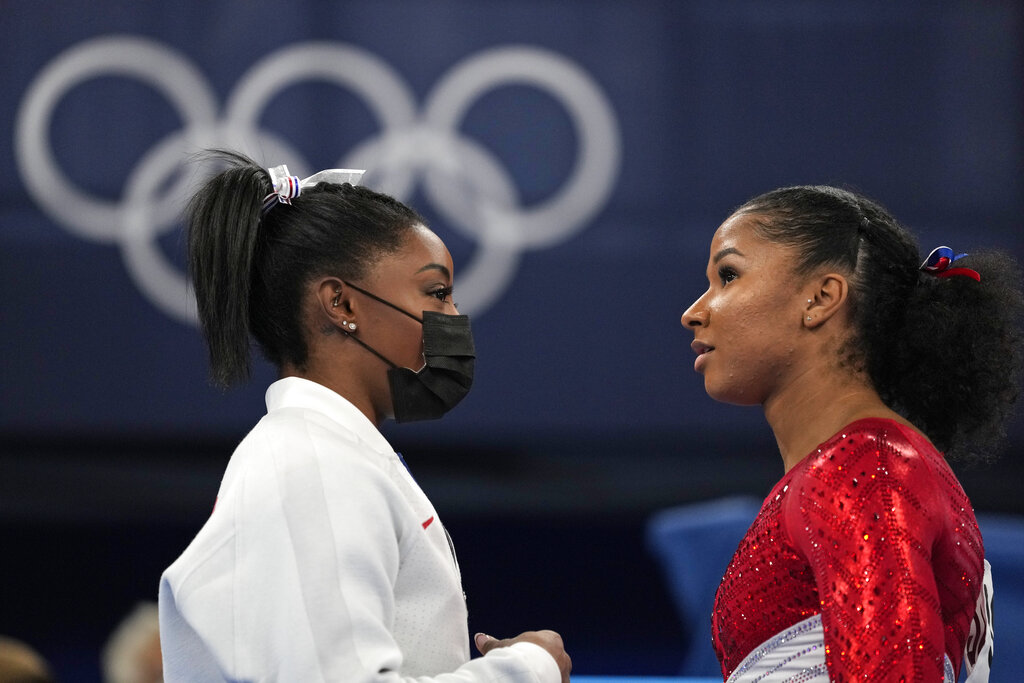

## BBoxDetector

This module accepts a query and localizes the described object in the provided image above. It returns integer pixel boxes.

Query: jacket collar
[264,376,394,456]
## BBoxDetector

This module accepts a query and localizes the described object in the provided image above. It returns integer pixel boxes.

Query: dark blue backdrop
[2,1,1022,681]
[4,0,1021,443]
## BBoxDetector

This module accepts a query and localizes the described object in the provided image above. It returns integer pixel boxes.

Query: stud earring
[342,321,357,331]
[807,299,812,304]
[806,316,812,321]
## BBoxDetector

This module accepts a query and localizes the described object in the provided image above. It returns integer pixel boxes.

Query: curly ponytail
[737,185,1023,461]
[882,251,1023,461]
[186,150,423,388]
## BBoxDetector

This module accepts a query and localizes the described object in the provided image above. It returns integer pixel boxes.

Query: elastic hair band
[262,165,300,214]
[920,246,981,282]
[261,164,366,216]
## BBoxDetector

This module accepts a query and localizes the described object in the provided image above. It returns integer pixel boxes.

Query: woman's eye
[718,267,738,285]
[429,286,454,302]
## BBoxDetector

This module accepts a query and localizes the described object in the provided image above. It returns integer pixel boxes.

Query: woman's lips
[691,340,714,372]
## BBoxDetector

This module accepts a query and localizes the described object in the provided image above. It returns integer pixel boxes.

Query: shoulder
[786,418,952,520]
[237,407,396,481]
[787,418,958,526]
[163,411,405,594]
[255,402,364,446]
[198,409,407,540]
[802,417,944,479]
[783,419,957,554]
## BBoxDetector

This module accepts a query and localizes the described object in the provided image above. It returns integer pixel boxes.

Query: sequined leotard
[711,418,987,681]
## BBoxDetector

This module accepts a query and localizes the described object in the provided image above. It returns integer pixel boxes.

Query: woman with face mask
[158,150,570,683]
[681,186,1022,682]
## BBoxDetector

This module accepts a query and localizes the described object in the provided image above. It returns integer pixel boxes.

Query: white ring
[15,38,621,321]
[423,45,621,249]
[225,42,419,196]
[120,124,310,325]
[346,126,525,313]
[15,36,218,242]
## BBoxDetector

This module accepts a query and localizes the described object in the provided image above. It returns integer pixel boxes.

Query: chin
[704,380,762,407]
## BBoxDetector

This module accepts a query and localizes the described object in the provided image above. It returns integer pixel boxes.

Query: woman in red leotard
[681,186,1022,682]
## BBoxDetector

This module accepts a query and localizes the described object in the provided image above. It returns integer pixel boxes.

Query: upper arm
[786,434,947,679]
[229,423,413,680]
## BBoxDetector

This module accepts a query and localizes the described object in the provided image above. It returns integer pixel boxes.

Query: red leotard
[711,418,985,681]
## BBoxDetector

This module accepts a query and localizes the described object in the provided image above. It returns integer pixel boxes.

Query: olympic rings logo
[15,36,621,324]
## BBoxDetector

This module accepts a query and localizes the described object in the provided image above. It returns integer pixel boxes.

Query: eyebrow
[417,263,451,280]
[712,247,744,264]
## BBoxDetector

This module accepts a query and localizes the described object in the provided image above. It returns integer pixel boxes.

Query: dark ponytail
[885,250,1022,461]
[186,150,423,387]
[187,151,265,388]
[736,185,1023,461]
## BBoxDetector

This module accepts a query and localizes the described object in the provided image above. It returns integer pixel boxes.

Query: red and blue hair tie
[261,164,365,216]
[920,246,980,282]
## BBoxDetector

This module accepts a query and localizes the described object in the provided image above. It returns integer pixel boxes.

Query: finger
[539,629,563,645]
[474,633,497,655]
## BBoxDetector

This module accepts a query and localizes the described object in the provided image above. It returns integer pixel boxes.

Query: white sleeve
[162,420,560,683]
[429,643,562,683]
[963,560,994,683]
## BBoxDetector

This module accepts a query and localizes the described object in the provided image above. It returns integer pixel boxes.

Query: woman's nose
[681,296,708,329]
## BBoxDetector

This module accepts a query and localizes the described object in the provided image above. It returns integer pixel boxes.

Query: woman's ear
[803,272,850,329]
[316,278,357,331]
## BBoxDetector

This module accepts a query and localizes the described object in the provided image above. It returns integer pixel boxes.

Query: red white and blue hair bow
[262,164,365,215]
[920,246,980,282]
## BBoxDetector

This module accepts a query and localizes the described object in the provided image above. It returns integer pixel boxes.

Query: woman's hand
[475,630,571,683]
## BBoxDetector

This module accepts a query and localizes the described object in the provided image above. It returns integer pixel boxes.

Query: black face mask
[341,282,475,423]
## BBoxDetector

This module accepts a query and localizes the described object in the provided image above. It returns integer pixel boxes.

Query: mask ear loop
[339,281,429,371]
[342,281,424,324]
[339,311,431,375]
[341,327,398,370]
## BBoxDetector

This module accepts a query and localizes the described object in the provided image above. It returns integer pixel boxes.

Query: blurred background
[2,1,1022,681]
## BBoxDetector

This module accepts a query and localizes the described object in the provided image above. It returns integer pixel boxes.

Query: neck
[763,368,902,472]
